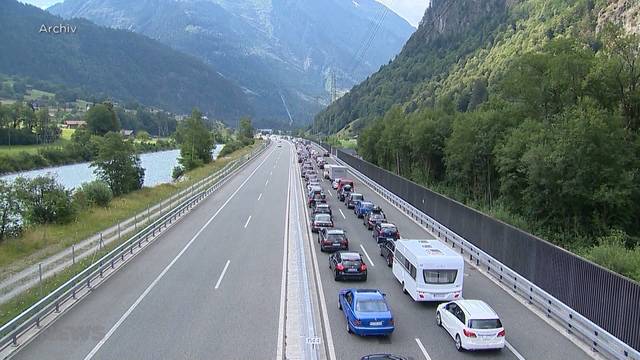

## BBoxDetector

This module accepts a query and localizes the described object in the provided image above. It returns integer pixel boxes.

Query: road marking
[244,215,252,229]
[258,193,262,201]
[270,171,273,176]
[276,148,292,360]
[265,179,269,186]
[339,209,346,219]
[82,147,275,360]
[359,244,374,267]
[506,341,527,360]
[328,191,333,197]
[415,338,433,360]
[214,260,231,289]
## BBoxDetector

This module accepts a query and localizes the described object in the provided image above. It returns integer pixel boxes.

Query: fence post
[38,263,43,294]
[72,245,75,264]
[99,233,103,250]
[118,223,121,240]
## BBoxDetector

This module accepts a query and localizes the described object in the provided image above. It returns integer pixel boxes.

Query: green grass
[340,139,357,149]
[0,139,70,156]
[60,128,75,141]
[24,89,55,101]
[0,141,262,325]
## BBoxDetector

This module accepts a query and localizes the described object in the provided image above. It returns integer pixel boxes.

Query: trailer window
[423,270,458,284]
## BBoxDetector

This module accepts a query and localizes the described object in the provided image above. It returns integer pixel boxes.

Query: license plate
[433,293,445,298]
[333,243,341,247]
[370,321,382,326]
[347,268,358,272]
[387,238,394,241]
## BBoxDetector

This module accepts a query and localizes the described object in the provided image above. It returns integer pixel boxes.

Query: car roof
[352,289,385,300]
[380,223,396,228]
[310,186,322,191]
[456,300,499,319]
[361,201,374,206]
[339,252,362,260]
[316,203,330,208]
[326,229,345,234]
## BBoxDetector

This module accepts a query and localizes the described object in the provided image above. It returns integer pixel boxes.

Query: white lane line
[359,244,374,267]
[265,179,269,186]
[328,191,333,198]
[258,193,263,201]
[506,341,527,360]
[82,148,275,360]
[276,148,292,360]
[339,209,346,219]
[214,260,231,289]
[244,215,252,229]
[415,338,433,360]
[270,171,273,176]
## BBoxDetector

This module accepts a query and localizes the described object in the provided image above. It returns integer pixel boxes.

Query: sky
[21,0,430,27]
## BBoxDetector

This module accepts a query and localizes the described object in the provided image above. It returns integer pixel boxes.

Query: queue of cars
[294,140,506,354]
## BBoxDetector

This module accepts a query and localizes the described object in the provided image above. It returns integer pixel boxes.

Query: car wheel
[387,255,393,267]
[362,275,367,281]
[346,321,352,334]
[338,300,342,310]
[402,283,408,294]
[455,335,463,351]
[334,271,340,281]
[436,312,442,327]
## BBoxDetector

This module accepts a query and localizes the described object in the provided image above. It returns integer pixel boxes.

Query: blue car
[338,288,395,336]
[354,201,375,218]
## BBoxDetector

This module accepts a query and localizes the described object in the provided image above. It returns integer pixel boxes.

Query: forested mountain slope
[0,1,251,120]
[316,0,640,280]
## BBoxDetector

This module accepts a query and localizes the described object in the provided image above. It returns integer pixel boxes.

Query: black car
[364,207,386,230]
[329,251,367,281]
[379,239,395,267]
[372,223,400,244]
[346,193,364,209]
[318,228,348,252]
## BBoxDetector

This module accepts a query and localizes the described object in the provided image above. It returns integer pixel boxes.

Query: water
[1,145,223,189]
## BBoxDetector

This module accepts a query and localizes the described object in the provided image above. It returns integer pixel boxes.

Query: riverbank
[0,140,177,176]
[0,141,258,279]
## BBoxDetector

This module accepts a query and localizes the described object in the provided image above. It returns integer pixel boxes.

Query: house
[63,120,87,129]
[120,129,134,137]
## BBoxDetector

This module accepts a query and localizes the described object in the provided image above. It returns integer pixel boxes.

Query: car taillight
[497,329,506,337]
[336,264,345,271]
[360,264,367,271]
[389,318,394,325]
[463,329,477,338]
[353,320,361,326]
[330,221,334,227]
[344,239,349,246]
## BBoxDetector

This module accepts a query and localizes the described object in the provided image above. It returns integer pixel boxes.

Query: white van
[392,240,464,302]
[328,165,347,181]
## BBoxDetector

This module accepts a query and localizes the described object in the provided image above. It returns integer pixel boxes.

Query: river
[1,145,223,189]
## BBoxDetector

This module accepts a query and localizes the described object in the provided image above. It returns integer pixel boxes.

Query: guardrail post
[118,223,121,240]
[134,214,137,230]
[100,233,103,250]
[72,245,75,264]
[38,263,43,295]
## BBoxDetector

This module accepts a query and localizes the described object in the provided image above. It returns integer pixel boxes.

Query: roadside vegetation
[355,26,640,281]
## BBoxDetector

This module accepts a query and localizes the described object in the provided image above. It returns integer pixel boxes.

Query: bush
[81,180,113,207]
[14,176,76,225]
[584,230,640,281]
[219,140,243,157]
[172,166,185,180]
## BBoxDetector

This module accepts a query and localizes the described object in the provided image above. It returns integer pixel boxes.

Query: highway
[306,144,592,360]
[13,143,291,360]
[9,139,595,360]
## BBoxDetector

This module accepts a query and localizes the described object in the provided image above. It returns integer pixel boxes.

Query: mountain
[0,1,251,120]
[49,0,415,126]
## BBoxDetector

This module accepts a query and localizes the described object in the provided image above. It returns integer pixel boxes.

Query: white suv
[436,299,505,351]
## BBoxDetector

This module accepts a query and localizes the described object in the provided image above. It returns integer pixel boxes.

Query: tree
[86,103,121,135]
[175,109,213,170]
[91,132,145,196]
[136,130,151,142]
[238,117,255,145]
[14,176,76,225]
[80,180,113,207]
[0,180,21,241]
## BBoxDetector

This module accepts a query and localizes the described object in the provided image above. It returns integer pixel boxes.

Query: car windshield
[469,319,503,329]
[342,260,361,267]
[356,299,388,312]
[352,194,363,201]
[423,269,458,284]
[315,214,331,222]
[381,226,397,233]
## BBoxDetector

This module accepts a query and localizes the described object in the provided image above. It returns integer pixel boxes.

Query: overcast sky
[21,0,430,27]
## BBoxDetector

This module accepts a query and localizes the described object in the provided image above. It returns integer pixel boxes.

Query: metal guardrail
[0,141,269,356]
[329,150,640,360]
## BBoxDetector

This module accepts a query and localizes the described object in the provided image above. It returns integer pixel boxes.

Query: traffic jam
[294,140,507,357]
